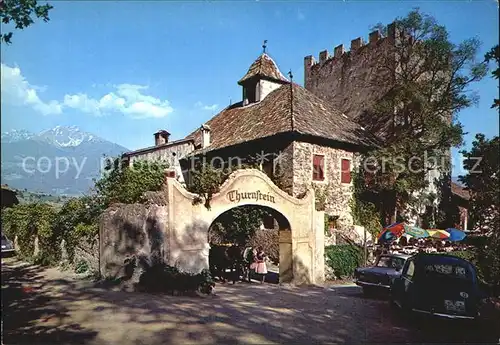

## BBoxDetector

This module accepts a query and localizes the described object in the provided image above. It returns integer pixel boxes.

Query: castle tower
[304,22,453,225]
[304,22,398,120]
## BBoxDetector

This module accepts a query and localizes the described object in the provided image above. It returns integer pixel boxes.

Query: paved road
[1,258,498,344]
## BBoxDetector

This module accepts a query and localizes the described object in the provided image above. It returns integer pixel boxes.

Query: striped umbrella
[377,222,405,243]
[427,229,451,239]
[446,228,467,242]
[378,229,396,243]
[403,225,430,238]
[384,222,405,237]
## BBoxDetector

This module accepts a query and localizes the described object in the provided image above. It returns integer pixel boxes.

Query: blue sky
[1,0,498,175]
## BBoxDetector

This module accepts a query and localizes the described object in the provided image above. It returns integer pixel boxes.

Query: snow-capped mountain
[1,126,106,148]
[1,126,129,195]
[1,129,35,143]
[37,125,105,148]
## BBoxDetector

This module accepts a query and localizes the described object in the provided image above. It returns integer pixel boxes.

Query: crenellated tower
[304,22,399,121]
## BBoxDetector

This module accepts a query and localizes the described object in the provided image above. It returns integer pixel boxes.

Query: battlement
[304,22,397,69]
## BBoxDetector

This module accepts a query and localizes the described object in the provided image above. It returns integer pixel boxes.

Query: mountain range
[1,126,129,195]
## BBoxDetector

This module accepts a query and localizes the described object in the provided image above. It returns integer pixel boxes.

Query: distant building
[1,185,19,209]
[451,182,470,230]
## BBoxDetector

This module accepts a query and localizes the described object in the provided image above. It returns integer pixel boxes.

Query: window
[312,154,325,181]
[165,170,176,178]
[363,161,377,186]
[403,259,415,279]
[341,159,351,184]
[376,256,405,270]
[262,159,274,178]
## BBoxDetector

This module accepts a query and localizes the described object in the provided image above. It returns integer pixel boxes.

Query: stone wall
[291,141,358,230]
[304,25,397,120]
[99,191,169,279]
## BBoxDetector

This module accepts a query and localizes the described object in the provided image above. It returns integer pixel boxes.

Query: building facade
[123,51,378,232]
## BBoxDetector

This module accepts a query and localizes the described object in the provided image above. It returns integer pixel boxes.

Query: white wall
[257,79,284,102]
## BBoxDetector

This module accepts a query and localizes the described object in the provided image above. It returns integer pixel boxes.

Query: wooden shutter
[313,155,324,181]
[165,170,176,178]
[341,159,351,183]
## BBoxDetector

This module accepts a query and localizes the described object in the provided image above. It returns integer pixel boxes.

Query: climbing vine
[349,170,383,237]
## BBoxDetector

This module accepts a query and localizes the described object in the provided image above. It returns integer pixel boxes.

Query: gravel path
[2,258,497,344]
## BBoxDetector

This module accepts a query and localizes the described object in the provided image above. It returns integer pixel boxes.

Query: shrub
[448,249,487,283]
[75,259,90,274]
[325,244,363,279]
[135,257,215,295]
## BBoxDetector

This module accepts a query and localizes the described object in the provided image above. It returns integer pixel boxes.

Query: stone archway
[164,169,325,285]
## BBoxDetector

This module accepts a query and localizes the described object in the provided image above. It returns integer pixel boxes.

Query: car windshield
[376,256,405,270]
[423,263,471,280]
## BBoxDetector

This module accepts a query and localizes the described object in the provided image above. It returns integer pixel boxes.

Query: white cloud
[1,63,174,119]
[63,84,173,118]
[195,101,218,111]
[1,64,63,115]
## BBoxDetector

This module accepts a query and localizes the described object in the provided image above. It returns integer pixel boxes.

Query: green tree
[0,0,53,44]
[93,157,169,208]
[359,9,487,224]
[1,202,57,260]
[459,134,500,287]
[484,45,499,109]
[209,206,270,246]
[459,134,499,232]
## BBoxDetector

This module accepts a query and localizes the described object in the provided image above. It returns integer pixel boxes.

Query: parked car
[390,253,485,320]
[1,233,16,256]
[354,253,410,295]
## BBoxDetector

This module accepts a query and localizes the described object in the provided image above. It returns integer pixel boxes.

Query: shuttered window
[341,159,351,184]
[165,170,176,178]
[312,154,324,181]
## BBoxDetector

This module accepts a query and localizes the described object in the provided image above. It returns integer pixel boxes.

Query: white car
[1,233,15,256]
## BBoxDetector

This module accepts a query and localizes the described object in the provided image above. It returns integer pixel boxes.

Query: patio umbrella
[427,229,451,240]
[378,229,396,243]
[446,228,467,242]
[403,225,430,238]
[383,222,405,237]
[377,222,405,244]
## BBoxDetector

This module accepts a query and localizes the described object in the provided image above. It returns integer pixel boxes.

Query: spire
[262,40,268,54]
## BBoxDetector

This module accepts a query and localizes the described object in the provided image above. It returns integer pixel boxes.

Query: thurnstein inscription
[227,190,276,203]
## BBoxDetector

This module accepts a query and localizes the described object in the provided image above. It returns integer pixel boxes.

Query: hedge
[325,244,363,279]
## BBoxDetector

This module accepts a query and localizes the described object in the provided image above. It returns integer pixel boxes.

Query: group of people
[244,246,268,283]
[376,237,469,256]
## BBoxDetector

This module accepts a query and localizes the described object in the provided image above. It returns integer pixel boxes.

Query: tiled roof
[238,53,289,85]
[123,138,194,157]
[451,181,470,201]
[185,83,380,154]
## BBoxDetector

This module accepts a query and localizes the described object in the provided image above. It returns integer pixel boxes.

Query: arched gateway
[100,169,325,285]
[167,169,325,285]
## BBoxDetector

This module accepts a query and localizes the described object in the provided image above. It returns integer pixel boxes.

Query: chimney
[200,124,211,148]
[154,130,170,146]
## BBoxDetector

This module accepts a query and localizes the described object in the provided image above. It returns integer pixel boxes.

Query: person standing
[254,247,268,284]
